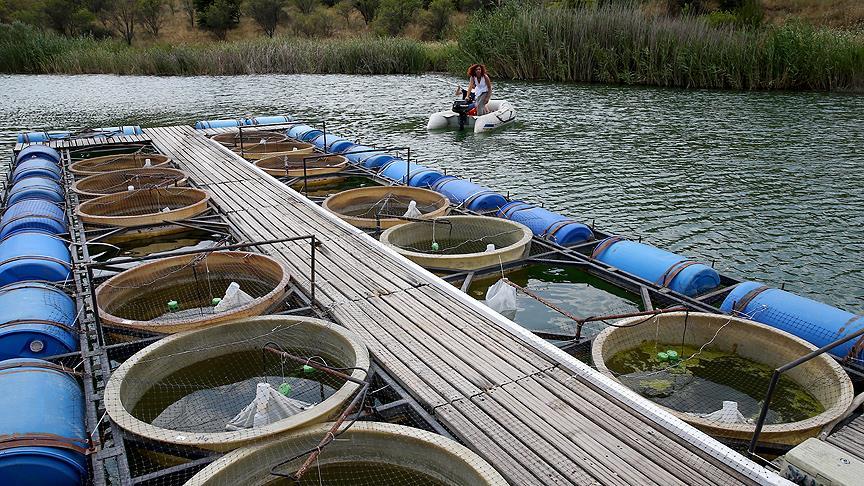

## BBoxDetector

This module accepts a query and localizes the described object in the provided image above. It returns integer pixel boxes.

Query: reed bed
[458,4,864,91]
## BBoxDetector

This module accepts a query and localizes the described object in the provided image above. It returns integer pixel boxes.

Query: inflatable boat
[427,100,516,134]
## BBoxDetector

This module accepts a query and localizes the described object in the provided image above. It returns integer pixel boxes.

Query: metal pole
[302,156,308,197]
[310,236,316,305]
[748,370,781,454]
[406,147,411,186]
[238,125,244,157]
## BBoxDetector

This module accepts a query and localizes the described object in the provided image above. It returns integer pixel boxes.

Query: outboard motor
[452,100,473,131]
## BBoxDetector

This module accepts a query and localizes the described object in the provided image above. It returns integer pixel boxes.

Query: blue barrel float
[0,282,78,360]
[16,145,61,165]
[362,153,397,170]
[12,158,62,184]
[591,237,720,297]
[310,133,347,151]
[250,115,293,125]
[379,160,445,188]
[6,178,64,206]
[498,201,593,246]
[343,146,383,164]
[329,140,356,153]
[194,119,252,129]
[721,281,864,360]
[0,201,67,239]
[91,126,143,137]
[0,232,71,287]
[16,132,71,144]
[0,358,87,486]
[431,176,509,212]
[286,124,315,139]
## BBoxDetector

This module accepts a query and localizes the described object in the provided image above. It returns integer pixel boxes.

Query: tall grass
[458,4,864,91]
[0,22,452,75]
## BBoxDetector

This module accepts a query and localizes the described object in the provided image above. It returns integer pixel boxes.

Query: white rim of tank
[185,421,508,485]
[591,311,854,439]
[104,315,370,451]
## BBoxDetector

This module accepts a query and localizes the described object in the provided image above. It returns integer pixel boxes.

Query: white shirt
[472,75,488,98]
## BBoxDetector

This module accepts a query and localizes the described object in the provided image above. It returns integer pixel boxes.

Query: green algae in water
[132,350,344,433]
[271,462,447,486]
[606,343,824,424]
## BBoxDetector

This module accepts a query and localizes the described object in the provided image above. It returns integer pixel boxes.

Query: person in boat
[464,64,492,116]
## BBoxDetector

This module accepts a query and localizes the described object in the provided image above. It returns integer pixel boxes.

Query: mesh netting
[95,251,291,333]
[76,187,209,226]
[590,310,854,444]
[384,216,529,256]
[235,141,315,160]
[323,187,450,230]
[254,154,347,177]
[69,153,171,175]
[72,168,188,198]
[211,130,288,147]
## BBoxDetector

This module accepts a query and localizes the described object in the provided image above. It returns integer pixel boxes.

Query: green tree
[372,0,419,35]
[245,0,285,37]
[197,0,241,38]
[353,0,377,24]
[421,0,452,40]
[138,0,168,36]
[293,0,317,15]
[334,0,353,24]
[179,0,196,26]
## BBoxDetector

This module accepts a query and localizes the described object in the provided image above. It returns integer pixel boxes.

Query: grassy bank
[458,4,864,91]
[2,4,863,92]
[0,22,453,75]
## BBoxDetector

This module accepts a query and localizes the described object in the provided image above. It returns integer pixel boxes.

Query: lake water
[1,74,861,311]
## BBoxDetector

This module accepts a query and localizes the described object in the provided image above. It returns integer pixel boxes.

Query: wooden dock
[134,125,788,485]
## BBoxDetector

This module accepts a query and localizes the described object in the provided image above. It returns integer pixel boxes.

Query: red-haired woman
[465,64,492,116]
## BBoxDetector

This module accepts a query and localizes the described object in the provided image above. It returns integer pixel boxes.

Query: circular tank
[592,312,854,446]
[16,145,61,165]
[254,153,347,178]
[96,251,290,333]
[69,154,171,175]
[11,157,62,183]
[380,215,532,271]
[187,422,507,485]
[0,200,67,239]
[0,358,87,486]
[71,168,188,198]
[104,315,369,451]
[75,187,209,227]
[324,186,450,229]
[211,130,287,147]
[0,282,78,360]
[0,232,71,286]
[6,177,64,205]
[235,141,315,160]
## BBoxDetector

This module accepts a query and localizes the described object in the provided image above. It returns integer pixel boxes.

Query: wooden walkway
[827,414,864,463]
[143,125,784,485]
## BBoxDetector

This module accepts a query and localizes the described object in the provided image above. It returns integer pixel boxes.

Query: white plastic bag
[402,200,421,219]
[701,401,749,424]
[213,281,254,313]
[485,279,517,320]
[484,243,496,253]
[225,383,310,431]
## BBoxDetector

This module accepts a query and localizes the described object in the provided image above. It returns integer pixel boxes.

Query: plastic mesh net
[77,186,208,220]
[387,217,528,255]
[211,130,288,147]
[73,168,188,198]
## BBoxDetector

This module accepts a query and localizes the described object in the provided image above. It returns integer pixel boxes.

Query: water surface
[2,74,861,310]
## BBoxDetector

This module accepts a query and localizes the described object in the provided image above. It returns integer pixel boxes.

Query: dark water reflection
[1,74,861,310]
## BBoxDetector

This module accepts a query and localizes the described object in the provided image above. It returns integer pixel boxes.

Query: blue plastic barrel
[432,176,509,213]
[378,160,446,188]
[310,133,347,150]
[16,132,70,144]
[16,146,61,165]
[720,282,864,360]
[362,154,397,170]
[6,178,64,206]
[0,201,67,239]
[329,140,356,153]
[12,158,62,183]
[0,282,78,360]
[0,232,71,286]
[343,146,382,164]
[497,201,593,246]
[251,115,293,125]
[299,129,324,142]
[286,125,315,139]
[591,237,719,296]
[194,119,251,129]
[0,358,87,486]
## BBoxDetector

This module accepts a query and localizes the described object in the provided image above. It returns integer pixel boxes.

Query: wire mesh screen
[386,217,529,255]
[77,187,208,219]
[96,251,290,333]
[69,153,171,175]
[72,168,188,198]
[590,310,853,443]
[211,130,287,147]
